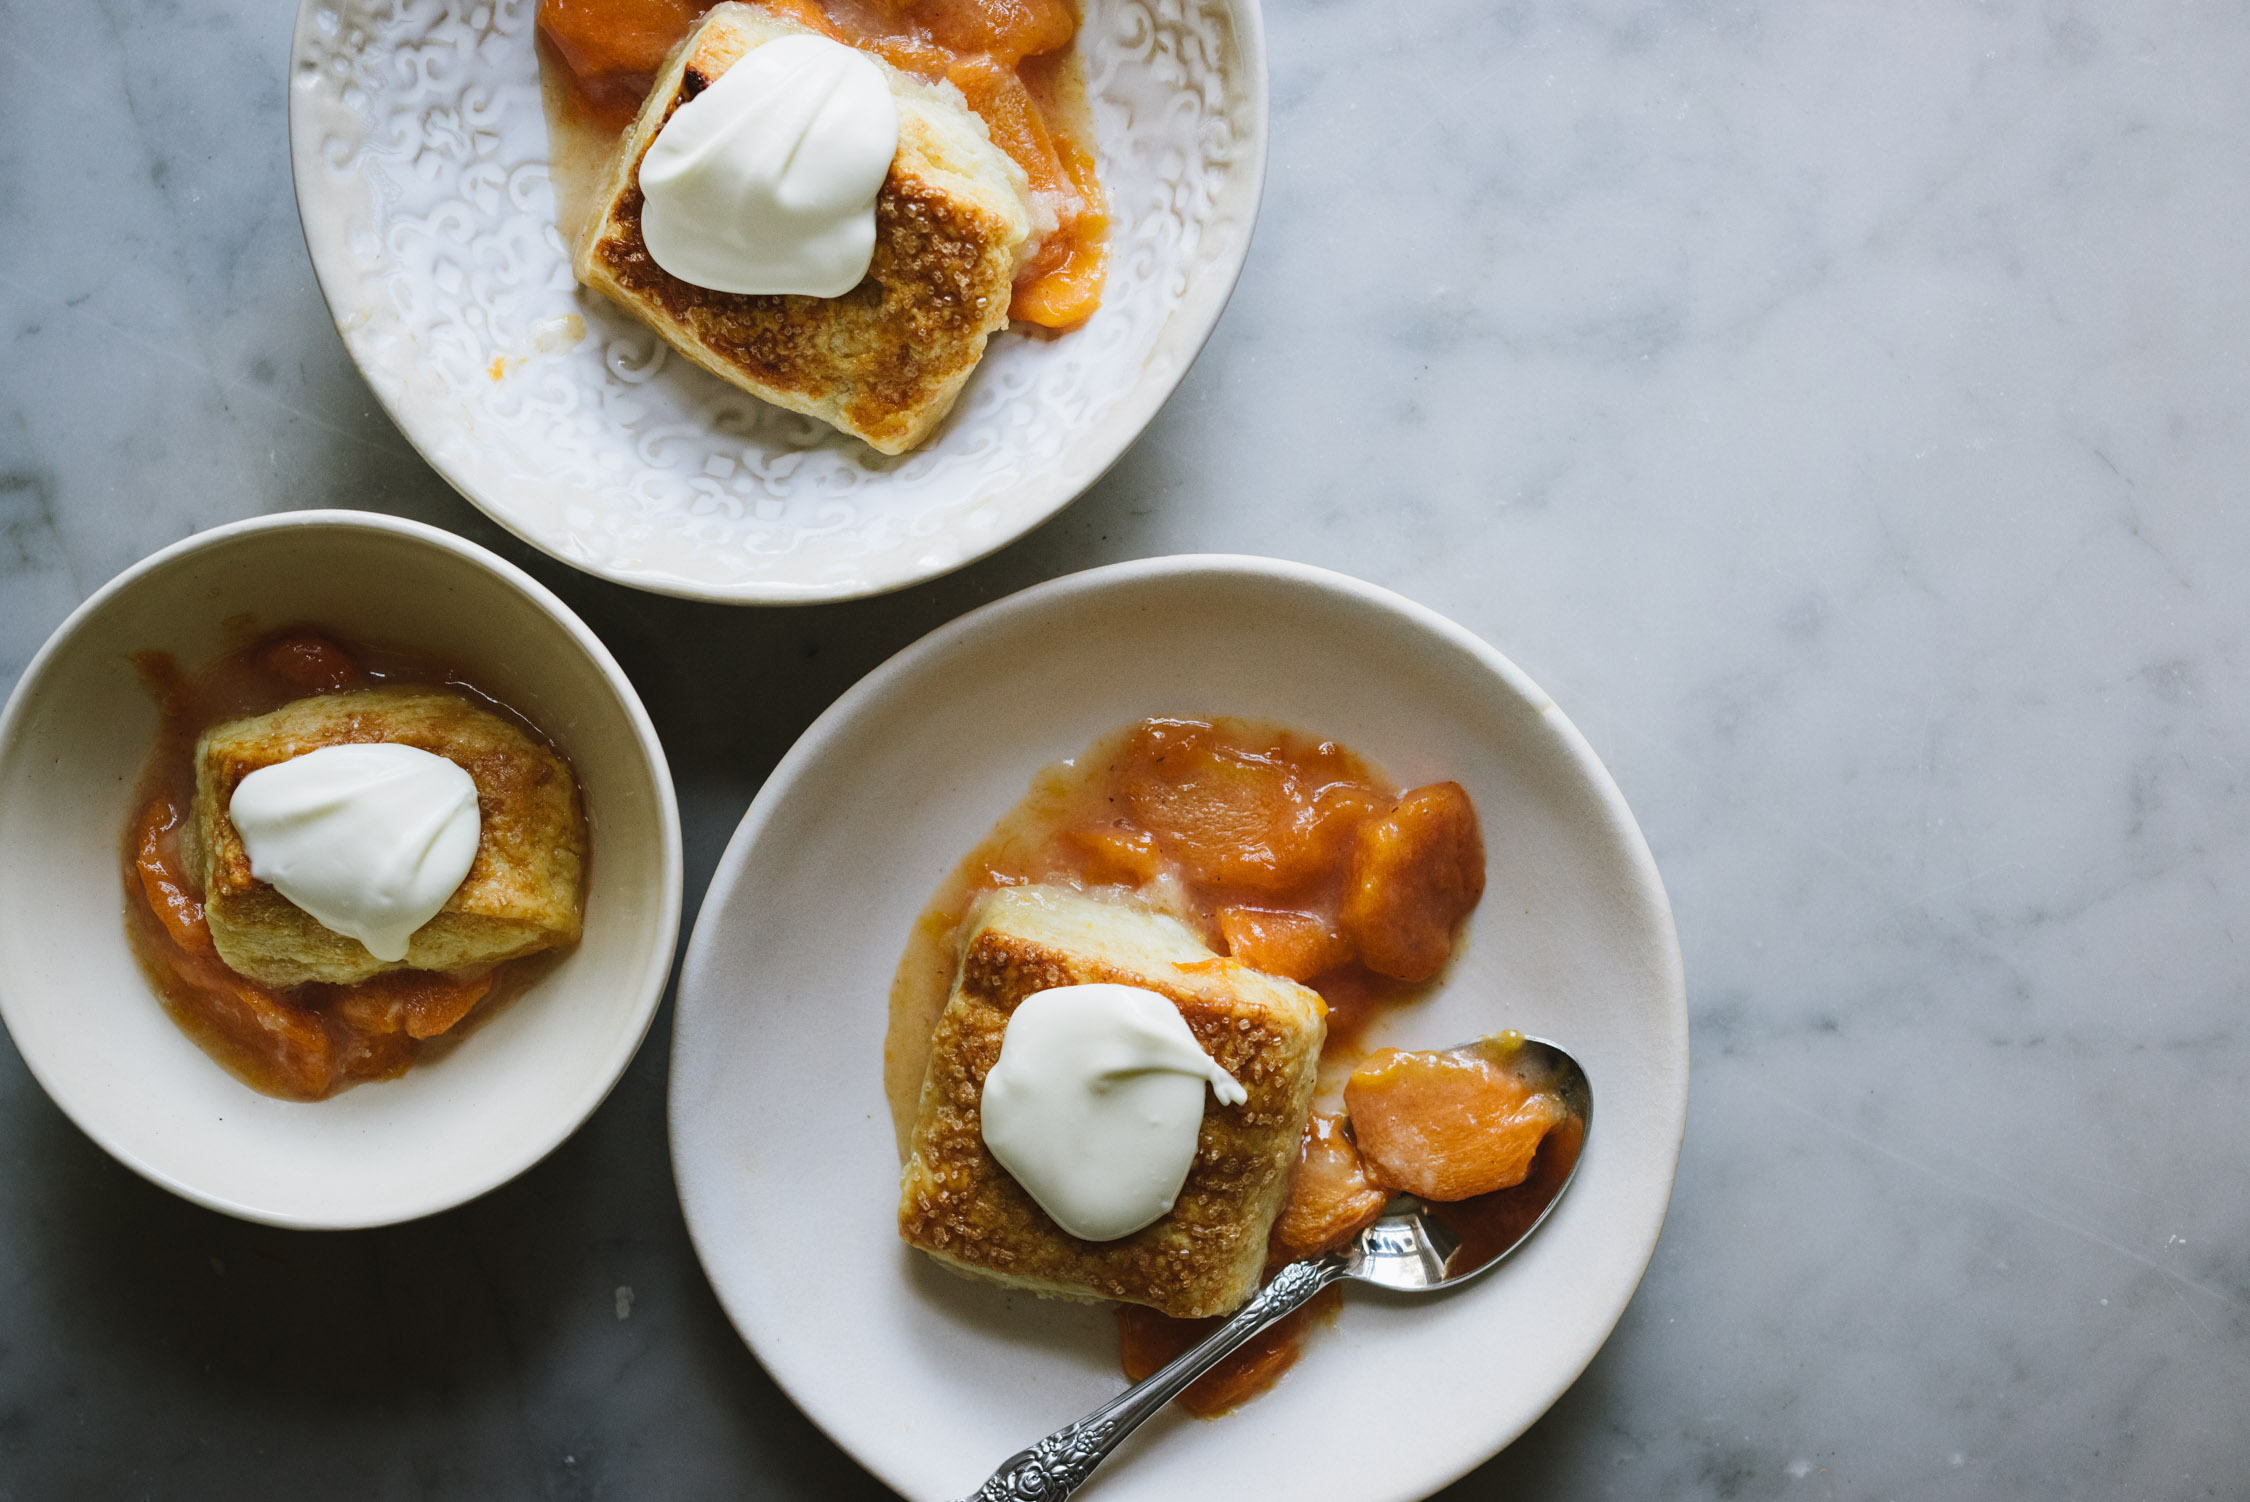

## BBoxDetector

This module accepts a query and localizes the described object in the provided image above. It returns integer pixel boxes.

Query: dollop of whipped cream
[228,744,481,962]
[980,983,1248,1242]
[638,33,900,297]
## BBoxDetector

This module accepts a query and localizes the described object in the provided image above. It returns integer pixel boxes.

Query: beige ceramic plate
[0,511,682,1228]
[287,0,1268,603]
[670,556,1687,1501]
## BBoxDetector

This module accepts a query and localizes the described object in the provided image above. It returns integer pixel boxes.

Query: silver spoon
[954,1035,1592,1502]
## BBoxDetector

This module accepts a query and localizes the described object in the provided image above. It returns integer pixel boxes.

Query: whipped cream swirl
[228,743,482,962]
[980,983,1247,1242]
[639,34,900,298]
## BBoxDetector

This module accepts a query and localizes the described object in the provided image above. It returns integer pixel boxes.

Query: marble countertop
[4,0,2246,1497]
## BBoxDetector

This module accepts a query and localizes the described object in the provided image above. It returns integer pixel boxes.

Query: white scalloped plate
[287,0,1267,603]
[671,557,1689,1501]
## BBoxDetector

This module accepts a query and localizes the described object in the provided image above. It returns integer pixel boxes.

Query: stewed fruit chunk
[912,0,1077,64]
[1066,823,1163,886]
[1218,906,1352,982]
[1343,1037,1567,1202]
[328,969,494,1041]
[1114,720,1380,896]
[537,0,704,92]
[1115,721,1320,893]
[1338,781,1484,982]
[1270,1113,1392,1261]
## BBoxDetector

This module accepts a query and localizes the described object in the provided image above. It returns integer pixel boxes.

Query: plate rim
[669,553,1689,1498]
[285,0,1273,606]
[0,508,686,1229]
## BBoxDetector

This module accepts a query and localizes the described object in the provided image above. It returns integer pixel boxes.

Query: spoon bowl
[957,1035,1593,1501]
[1344,1036,1590,1295]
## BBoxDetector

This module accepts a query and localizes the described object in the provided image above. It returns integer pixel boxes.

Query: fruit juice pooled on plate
[537,0,1107,327]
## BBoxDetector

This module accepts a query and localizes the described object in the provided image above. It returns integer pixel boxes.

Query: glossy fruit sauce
[537,0,1107,326]
[124,629,553,1102]
[886,717,1498,1415]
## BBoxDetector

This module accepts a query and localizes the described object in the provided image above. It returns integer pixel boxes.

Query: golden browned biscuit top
[899,890,1325,1318]
[191,685,587,987]
[593,170,1008,436]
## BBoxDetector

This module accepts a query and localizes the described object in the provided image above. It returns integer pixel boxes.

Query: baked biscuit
[187,686,587,987]
[899,886,1326,1318]
[573,3,1041,455]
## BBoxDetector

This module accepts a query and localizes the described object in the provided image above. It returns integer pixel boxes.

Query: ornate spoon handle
[954,1255,1349,1501]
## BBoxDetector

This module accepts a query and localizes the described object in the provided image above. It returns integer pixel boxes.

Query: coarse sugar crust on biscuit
[898,886,1326,1319]
[189,685,586,987]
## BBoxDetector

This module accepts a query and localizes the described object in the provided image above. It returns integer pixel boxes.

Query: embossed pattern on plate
[288,0,1266,601]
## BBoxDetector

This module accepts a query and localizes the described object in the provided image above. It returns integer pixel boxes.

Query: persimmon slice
[1343,1039,1567,1202]
[1113,720,1375,895]
[538,0,706,90]
[1116,722,1304,891]
[1218,907,1352,982]
[1270,1113,1392,1261]
[134,795,211,953]
[1338,781,1484,982]
[1066,824,1163,885]
[912,0,1075,64]
[328,969,496,1041]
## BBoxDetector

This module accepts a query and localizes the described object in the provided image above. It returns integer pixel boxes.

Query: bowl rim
[284,0,1273,607]
[669,552,1688,1498]
[0,508,685,1229]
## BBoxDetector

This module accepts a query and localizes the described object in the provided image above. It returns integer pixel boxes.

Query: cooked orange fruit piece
[329,969,495,1041]
[1344,1041,1566,1202]
[1338,781,1484,982]
[1116,722,1311,892]
[133,794,211,954]
[914,0,1076,64]
[1115,720,1379,895]
[538,0,704,87]
[165,950,341,1100]
[1271,1113,1392,1260]
[1218,907,1352,982]
[1067,824,1164,885]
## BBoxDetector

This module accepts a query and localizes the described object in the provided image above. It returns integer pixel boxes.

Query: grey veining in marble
[3,0,2247,1497]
